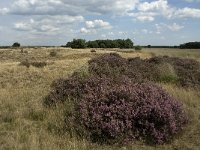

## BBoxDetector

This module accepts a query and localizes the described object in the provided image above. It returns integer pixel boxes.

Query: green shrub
[12,42,20,47]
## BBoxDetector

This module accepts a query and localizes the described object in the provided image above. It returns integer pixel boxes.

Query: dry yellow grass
[0,47,200,150]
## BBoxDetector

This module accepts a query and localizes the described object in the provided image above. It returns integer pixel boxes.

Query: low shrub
[89,54,200,88]
[91,49,96,53]
[148,56,200,88]
[50,51,57,57]
[88,53,127,78]
[19,60,31,68]
[44,74,188,144]
[19,60,47,68]
[31,61,47,68]
[78,81,187,144]
[135,46,142,51]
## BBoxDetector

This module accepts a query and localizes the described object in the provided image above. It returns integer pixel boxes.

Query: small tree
[12,42,20,47]
[70,39,86,49]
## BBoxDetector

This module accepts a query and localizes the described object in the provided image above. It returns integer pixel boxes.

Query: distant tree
[180,42,200,49]
[66,42,72,48]
[124,39,134,48]
[99,43,106,48]
[68,39,86,49]
[12,42,20,47]
[148,45,151,48]
[66,39,134,49]
[87,41,99,48]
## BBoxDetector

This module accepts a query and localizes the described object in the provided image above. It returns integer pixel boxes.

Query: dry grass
[0,47,200,150]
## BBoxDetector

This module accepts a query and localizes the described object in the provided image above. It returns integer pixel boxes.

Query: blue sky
[0,0,200,46]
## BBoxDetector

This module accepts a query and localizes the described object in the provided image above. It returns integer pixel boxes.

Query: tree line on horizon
[65,39,200,49]
[0,40,200,49]
[65,39,134,49]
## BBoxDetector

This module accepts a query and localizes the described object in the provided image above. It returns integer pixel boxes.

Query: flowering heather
[88,53,127,78]
[44,74,188,144]
[88,54,200,88]
[74,78,188,144]
[148,56,200,88]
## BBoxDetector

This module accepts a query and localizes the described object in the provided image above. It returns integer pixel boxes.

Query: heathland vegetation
[0,45,200,150]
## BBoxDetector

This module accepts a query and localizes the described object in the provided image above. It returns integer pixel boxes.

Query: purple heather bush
[75,78,188,144]
[44,53,190,145]
[88,54,200,88]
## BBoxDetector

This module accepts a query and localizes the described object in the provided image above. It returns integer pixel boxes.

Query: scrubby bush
[50,51,57,57]
[89,54,200,88]
[148,56,200,88]
[19,60,47,68]
[31,61,47,68]
[90,49,96,53]
[135,46,142,51]
[77,81,188,144]
[19,59,31,68]
[12,42,20,47]
[88,53,127,78]
[44,73,188,144]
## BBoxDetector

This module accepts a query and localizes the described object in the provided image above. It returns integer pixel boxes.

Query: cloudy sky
[0,0,200,46]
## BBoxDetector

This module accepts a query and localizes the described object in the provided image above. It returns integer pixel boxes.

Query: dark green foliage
[66,39,134,49]
[180,42,200,49]
[147,45,151,48]
[66,39,86,49]
[12,42,20,47]
[87,41,99,48]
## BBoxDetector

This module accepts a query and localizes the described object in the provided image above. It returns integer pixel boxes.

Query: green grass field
[0,47,200,150]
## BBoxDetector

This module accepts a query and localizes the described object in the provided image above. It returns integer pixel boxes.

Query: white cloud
[129,12,157,22]
[155,23,184,32]
[184,0,200,2]
[14,15,84,34]
[80,19,112,34]
[0,8,9,15]
[138,0,169,12]
[80,27,95,34]
[174,7,200,18]
[85,20,112,29]
[166,23,184,31]
[10,0,139,16]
